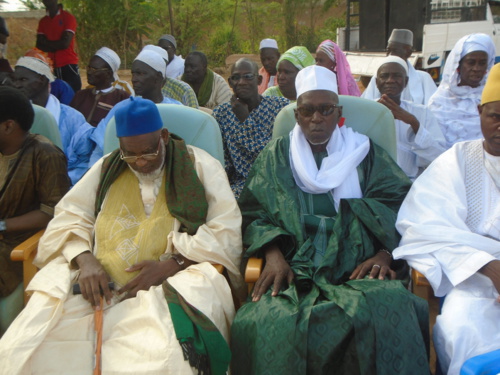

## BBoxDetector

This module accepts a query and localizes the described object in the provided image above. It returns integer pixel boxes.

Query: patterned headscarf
[277,46,315,71]
[316,40,361,97]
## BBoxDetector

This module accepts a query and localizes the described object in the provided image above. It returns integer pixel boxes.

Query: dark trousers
[55,64,82,93]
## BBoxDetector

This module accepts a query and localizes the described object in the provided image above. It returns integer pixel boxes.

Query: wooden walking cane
[94,296,104,375]
[73,282,114,375]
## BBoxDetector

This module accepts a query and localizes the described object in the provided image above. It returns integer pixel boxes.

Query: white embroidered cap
[259,38,278,50]
[295,65,338,98]
[16,56,54,82]
[377,55,408,75]
[134,49,167,78]
[95,47,120,80]
[143,45,169,63]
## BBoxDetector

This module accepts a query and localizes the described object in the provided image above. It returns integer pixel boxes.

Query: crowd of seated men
[1,7,499,372]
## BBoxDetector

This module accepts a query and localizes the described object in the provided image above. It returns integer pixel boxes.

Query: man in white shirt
[373,56,446,180]
[393,62,500,375]
[362,29,437,105]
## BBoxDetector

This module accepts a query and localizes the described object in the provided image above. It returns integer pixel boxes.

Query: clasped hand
[75,251,181,309]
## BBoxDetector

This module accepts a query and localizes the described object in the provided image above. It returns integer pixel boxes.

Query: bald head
[232,58,259,75]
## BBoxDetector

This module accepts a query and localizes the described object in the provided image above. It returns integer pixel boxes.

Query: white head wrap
[143,45,169,63]
[290,65,369,210]
[460,33,495,59]
[134,49,167,78]
[296,65,338,98]
[377,55,408,75]
[428,33,496,148]
[16,56,54,82]
[260,38,278,50]
[95,47,120,80]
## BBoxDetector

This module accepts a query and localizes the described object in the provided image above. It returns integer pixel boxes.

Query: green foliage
[18,0,42,10]
[25,0,346,69]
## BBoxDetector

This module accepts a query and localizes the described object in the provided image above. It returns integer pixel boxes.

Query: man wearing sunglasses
[0,96,245,374]
[70,47,130,127]
[374,55,446,180]
[231,65,430,374]
[213,58,289,197]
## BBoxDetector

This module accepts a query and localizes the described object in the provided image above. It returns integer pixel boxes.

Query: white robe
[0,145,245,375]
[393,140,500,375]
[395,100,447,179]
[362,62,437,105]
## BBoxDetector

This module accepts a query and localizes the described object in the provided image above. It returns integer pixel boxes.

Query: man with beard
[374,56,446,180]
[0,96,245,374]
[213,58,289,197]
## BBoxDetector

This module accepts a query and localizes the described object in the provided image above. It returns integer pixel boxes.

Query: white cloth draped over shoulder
[289,123,370,211]
[393,140,500,374]
[362,61,437,105]
[0,145,245,375]
[428,33,496,149]
[166,54,185,80]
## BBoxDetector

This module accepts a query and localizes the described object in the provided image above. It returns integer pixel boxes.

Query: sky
[1,0,26,12]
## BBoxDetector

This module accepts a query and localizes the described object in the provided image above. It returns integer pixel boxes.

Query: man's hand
[479,260,500,303]
[118,260,181,299]
[349,250,396,281]
[378,94,420,133]
[231,95,250,123]
[75,251,113,309]
[252,245,294,302]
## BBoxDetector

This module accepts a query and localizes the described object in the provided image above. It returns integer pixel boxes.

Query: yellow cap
[481,63,500,105]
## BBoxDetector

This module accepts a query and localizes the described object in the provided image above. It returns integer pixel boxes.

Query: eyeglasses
[296,104,339,117]
[229,73,257,81]
[120,138,162,164]
[87,66,111,73]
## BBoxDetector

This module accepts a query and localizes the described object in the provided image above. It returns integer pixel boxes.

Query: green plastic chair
[272,95,397,161]
[103,104,225,166]
[30,104,63,149]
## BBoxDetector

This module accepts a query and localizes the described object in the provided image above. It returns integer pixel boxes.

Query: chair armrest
[412,268,431,287]
[11,229,45,262]
[212,264,224,274]
[245,257,263,283]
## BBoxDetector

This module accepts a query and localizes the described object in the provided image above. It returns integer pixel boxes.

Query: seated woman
[231,65,430,375]
[315,39,361,97]
[428,33,496,149]
[262,46,314,101]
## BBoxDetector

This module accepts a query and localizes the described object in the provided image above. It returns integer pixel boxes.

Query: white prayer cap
[95,47,120,80]
[143,44,169,63]
[388,29,413,47]
[296,65,338,98]
[260,38,278,50]
[15,56,54,82]
[377,55,408,75]
[460,33,495,59]
[134,49,167,78]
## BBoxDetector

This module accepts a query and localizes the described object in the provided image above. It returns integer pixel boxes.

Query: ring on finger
[372,264,381,269]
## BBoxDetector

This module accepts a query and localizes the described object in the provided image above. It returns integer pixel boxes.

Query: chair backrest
[272,95,397,161]
[103,104,225,166]
[30,104,63,149]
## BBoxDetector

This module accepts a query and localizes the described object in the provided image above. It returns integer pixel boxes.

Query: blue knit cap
[115,97,163,137]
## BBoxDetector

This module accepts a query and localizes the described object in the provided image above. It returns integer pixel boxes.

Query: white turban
[295,65,338,98]
[16,56,54,82]
[95,47,120,80]
[377,55,408,76]
[134,49,166,78]
[143,45,169,63]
